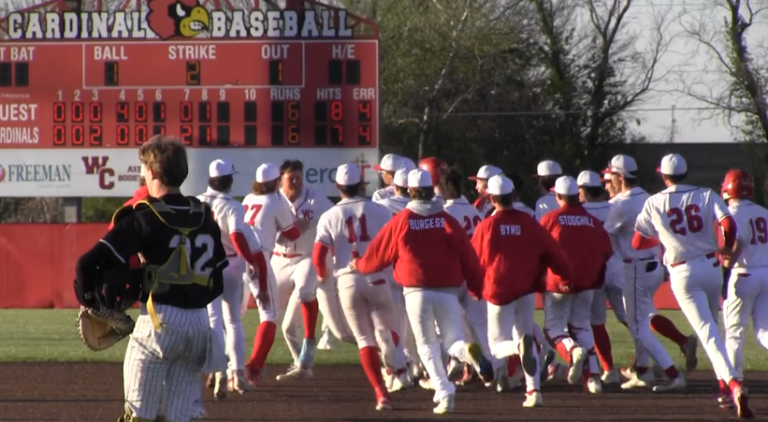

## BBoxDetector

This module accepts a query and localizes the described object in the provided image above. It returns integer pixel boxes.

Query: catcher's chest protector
[135,198,214,330]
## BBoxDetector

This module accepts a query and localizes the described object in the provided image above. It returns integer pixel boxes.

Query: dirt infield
[2,363,768,422]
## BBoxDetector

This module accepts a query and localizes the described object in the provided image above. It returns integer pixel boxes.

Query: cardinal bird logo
[147,0,210,40]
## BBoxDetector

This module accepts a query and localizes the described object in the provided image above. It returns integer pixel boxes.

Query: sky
[627,0,768,143]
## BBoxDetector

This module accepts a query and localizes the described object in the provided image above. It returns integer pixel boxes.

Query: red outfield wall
[0,224,682,309]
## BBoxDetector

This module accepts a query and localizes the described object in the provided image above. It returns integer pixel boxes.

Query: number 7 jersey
[729,199,768,269]
[635,184,730,266]
[315,197,392,276]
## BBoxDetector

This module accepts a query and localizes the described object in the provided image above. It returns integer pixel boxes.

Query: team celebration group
[74,135,766,422]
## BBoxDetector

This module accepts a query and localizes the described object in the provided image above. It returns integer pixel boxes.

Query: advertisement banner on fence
[0,148,379,197]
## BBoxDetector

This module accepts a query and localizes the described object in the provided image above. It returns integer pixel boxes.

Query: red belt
[273,251,302,258]
[670,252,716,268]
[623,257,656,264]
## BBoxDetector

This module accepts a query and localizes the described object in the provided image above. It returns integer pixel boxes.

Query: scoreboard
[0,40,378,148]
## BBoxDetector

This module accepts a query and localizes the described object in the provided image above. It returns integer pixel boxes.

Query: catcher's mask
[94,266,143,312]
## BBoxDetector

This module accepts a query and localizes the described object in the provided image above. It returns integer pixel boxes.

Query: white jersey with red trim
[535,191,559,222]
[582,201,612,224]
[197,187,248,256]
[443,196,482,236]
[315,197,392,276]
[242,192,297,252]
[729,200,768,269]
[378,194,410,215]
[274,187,334,256]
[635,184,730,266]
[372,186,395,204]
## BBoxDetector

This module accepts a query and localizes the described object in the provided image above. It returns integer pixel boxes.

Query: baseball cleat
[465,342,495,384]
[682,334,698,371]
[419,377,435,390]
[494,367,512,393]
[375,396,393,411]
[213,371,227,400]
[568,347,586,385]
[522,390,543,408]
[620,370,654,389]
[587,375,603,394]
[388,370,414,393]
[433,393,455,414]
[539,350,556,382]
[601,369,619,384]
[732,384,754,419]
[317,329,334,350]
[228,370,253,393]
[718,395,735,410]
[244,363,264,387]
[276,364,314,381]
[446,357,464,382]
[652,374,686,393]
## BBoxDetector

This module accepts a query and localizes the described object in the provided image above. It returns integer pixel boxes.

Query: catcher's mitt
[77,306,135,351]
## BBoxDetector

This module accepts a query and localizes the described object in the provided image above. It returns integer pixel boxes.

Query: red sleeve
[281,225,301,241]
[539,212,554,232]
[470,221,489,268]
[230,232,252,261]
[632,231,659,250]
[357,215,400,274]
[312,243,329,279]
[720,216,737,249]
[450,217,484,297]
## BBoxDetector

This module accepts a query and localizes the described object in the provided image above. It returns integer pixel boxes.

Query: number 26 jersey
[635,184,730,266]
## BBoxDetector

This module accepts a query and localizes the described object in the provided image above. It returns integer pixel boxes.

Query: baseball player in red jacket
[472,175,572,408]
[350,168,493,415]
[540,176,613,394]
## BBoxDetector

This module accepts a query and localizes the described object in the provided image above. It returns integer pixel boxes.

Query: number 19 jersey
[315,197,392,276]
[729,199,768,269]
[635,184,730,266]
[242,192,297,253]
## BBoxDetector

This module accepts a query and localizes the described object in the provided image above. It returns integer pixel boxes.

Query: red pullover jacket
[540,203,612,293]
[356,200,484,297]
[472,208,573,305]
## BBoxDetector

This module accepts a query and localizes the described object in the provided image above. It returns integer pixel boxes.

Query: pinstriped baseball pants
[124,304,215,422]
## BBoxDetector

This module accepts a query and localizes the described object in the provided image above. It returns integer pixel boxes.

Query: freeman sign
[5,0,354,41]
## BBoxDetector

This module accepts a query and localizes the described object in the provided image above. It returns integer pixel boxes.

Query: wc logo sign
[82,156,142,190]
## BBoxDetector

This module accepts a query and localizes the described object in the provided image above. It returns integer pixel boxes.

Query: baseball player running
[541,176,613,394]
[242,163,301,385]
[603,155,691,391]
[470,165,504,218]
[633,154,751,417]
[472,175,573,407]
[441,168,499,386]
[577,170,628,384]
[313,163,402,411]
[198,159,268,397]
[75,136,229,422]
[721,169,768,408]
[272,160,350,381]
[350,168,494,414]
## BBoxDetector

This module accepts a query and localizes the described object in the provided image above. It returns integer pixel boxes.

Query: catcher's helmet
[721,169,754,200]
[418,157,448,186]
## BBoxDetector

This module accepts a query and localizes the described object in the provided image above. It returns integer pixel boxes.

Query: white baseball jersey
[635,184,730,266]
[275,187,334,256]
[315,197,392,276]
[197,187,247,256]
[443,196,482,236]
[513,201,535,217]
[604,187,660,260]
[729,200,768,269]
[583,201,612,224]
[378,194,409,215]
[535,191,559,222]
[476,196,494,219]
[242,192,297,252]
[372,186,395,204]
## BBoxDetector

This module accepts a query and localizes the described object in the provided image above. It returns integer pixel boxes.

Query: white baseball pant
[458,284,500,369]
[592,256,627,325]
[404,287,472,402]
[724,267,768,380]
[544,291,599,374]
[245,261,281,324]
[124,304,224,422]
[488,294,540,393]
[317,274,355,343]
[337,273,401,369]
[207,255,246,376]
[669,254,737,382]
[623,259,675,370]
[391,280,419,369]
[272,254,318,364]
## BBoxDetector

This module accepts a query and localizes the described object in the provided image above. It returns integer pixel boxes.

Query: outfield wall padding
[0,223,682,309]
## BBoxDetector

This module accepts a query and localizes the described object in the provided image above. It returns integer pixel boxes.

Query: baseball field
[2,309,766,421]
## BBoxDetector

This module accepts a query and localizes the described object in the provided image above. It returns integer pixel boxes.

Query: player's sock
[591,324,613,371]
[719,379,730,396]
[555,342,572,364]
[249,321,276,369]
[301,299,319,340]
[360,346,386,392]
[507,355,521,377]
[650,315,687,347]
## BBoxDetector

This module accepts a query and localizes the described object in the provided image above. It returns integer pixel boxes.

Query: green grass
[1,310,766,371]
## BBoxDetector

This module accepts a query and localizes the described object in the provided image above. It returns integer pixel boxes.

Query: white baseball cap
[374,153,399,172]
[609,155,638,177]
[469,165,503,181]
[255,163,280,183]
[602,167,612,181]
[408,169,432,188]
[658,153,687,176]
[554,176,578,196]
[577,170,602,188]
[486,174,514,195]
[536,160,563,177]
[393,169,408,187]
[335,163,361,185]
[398,157,416,173]
[209,159,236,177]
